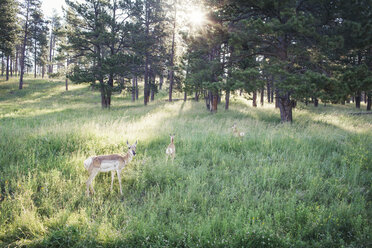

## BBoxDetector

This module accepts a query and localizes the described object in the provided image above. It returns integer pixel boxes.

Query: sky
[41,0,65,18]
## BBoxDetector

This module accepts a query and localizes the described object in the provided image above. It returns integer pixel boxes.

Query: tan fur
[232,123,245,137]
[84,141,137,196]
[166,135,175,161]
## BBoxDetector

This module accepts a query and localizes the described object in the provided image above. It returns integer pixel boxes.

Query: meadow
[0,77,371,247]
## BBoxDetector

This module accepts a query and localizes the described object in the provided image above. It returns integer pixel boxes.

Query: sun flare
[188,8,206,26]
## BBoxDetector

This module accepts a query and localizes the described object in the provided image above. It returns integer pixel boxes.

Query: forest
[0,0,371,247]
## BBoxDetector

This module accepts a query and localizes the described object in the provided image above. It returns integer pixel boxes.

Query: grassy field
[0,76,371,247]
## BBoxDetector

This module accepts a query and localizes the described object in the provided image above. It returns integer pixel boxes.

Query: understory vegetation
[0,78,371,247]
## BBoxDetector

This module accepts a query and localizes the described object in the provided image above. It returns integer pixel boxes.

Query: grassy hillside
[0,77,371,247]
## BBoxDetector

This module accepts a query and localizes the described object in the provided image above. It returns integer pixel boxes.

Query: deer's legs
[116,170,123,195]
[110,171,115,192]
[86,168,99,196]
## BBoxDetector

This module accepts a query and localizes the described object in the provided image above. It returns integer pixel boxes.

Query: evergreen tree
[66,0,138,108]
[0,0,18,81]
[29,9,48,78]
[19,0,42,89]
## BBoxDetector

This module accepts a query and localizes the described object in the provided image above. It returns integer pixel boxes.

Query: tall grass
[0,77,371,247]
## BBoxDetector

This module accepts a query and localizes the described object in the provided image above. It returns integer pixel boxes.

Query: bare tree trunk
[15,47,18,76]
[278,92,293,122]
[132,76,135,102]
[135,76,138,100]
[20,0,30,89]
[314,98,319,107]
[10,56,13,77]
[355,92,361,109]
[150,86,155,101]
[169,0,177,102]
[144,2,150,106]
[1,54,4,76]
[210,91,218,112]
[205,90,211,110]
[225,90,230,110]
[275,89,279,108]
[260,87,264,106]
[367,92,371,111]
[6,55,9,81]
[267,82,271,103]
[65,77,68,91]
[195,90,199,102]
[252,91,257,107]
[159,74,163,90]
[34,37,37,78]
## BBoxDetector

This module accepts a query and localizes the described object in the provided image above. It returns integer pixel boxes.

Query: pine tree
[0,0,18,81]
[66,0,139,108]
[19,0,42,89]
[29,9,48,78]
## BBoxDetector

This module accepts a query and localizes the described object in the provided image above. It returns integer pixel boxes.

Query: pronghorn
[166,134,175,161]
[83,140,137,196]
[232,123,245,137]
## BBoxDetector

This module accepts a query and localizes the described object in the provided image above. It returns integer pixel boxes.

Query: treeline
[0,0,371,122]
[184,0,372,122]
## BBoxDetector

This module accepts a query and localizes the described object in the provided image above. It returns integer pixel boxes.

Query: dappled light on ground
[0,78,371,247]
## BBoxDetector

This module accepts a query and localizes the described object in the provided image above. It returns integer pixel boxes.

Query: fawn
[166,134,176,161]
[232,123,245,137]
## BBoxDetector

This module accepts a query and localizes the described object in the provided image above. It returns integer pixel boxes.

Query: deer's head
[127,140,137,156]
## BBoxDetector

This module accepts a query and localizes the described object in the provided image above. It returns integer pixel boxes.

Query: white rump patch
[84,157,93,170]
[166,148,173,154]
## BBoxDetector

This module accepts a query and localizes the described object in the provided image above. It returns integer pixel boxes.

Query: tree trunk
[34,39,37,78]
[184,91,187,101]
[205,90,211,110]
[169,1,176,102]
[10,56,13,77]
[275,89,279,108]
[19,0,30,89]
[135,76,138,100]
[6,55,9,81]
[225,90,230,110]
[364,92,367,104]
[159,74,163,90]
[195,90,199,102]
[15,47,18,76]
[65,77,68,91]
[267,82,271,103]
[271,84,274,103]
[210,91,218,112]
[132,76,135,102]
[252,91,257,107]
[144,2,150,106]
[355,92,361,109]
[151,88,155,101]
[260,87,264,106]
[367,92,371,111]
[144,62,149,105]
[42,65,45,78]
[278,93,293,122]
[101,89,109,108]
[314,98,319,107]
[1,54,4,76]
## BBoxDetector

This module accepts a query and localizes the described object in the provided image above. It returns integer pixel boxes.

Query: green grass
[0,76,371,247]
